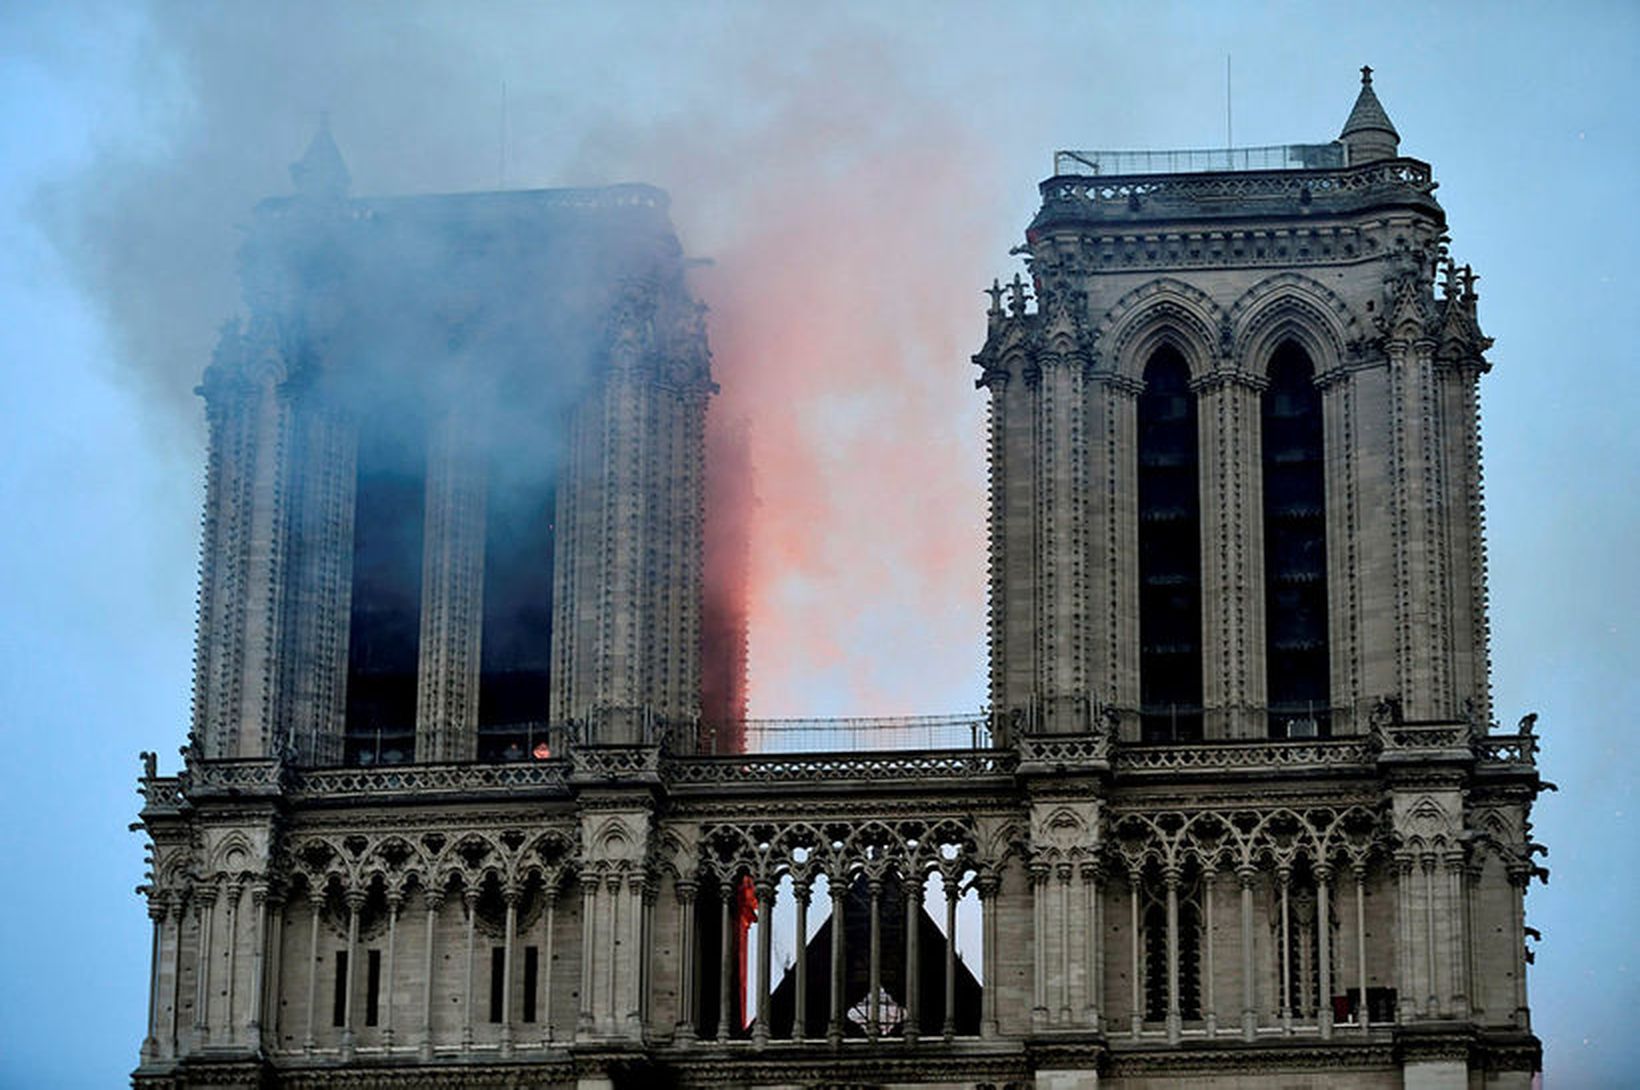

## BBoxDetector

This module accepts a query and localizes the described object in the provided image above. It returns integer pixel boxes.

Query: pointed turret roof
[1339,66,1400,162]
[290,114,351,200]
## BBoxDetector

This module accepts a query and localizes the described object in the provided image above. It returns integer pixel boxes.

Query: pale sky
[1,3,1635,1085]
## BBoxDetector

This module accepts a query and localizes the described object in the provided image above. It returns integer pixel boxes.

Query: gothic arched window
[1137,346,1203,742]
[1261,342,1331,737]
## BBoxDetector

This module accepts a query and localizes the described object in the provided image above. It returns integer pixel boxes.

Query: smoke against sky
[4,2,1639,1085]
[42,3,1026,716]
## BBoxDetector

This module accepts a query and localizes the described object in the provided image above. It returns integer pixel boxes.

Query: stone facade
[133,74,1544,1089]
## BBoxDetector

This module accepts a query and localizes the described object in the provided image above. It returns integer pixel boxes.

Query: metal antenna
[1226,55,1233,149]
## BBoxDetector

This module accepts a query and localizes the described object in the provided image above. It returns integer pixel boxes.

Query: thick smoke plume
[41,3,1005,717]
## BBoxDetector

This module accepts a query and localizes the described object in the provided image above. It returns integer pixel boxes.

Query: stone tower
[971,67,1543,1086]
[190,124,716,770]
[134,75,1543,1090]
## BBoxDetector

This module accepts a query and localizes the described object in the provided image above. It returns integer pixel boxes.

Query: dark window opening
[332,950,349,1027]
[489,946,505,1023]
[1262,343,1331,737]
[1142,886,1202,1023]
[365,949,381,1026]
[1138,346,1203,741]
[345,414,426,766]
[1342,986,1397,1024]
[523,945,539,1023]
[477,454,559,761]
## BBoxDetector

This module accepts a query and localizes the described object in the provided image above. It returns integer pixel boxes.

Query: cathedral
[133,70,1545,1089]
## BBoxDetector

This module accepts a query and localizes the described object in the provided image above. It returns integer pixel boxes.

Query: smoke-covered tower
[191,124,719,768]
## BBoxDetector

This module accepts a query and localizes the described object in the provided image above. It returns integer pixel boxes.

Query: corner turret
[1340,65,1401,162]
[290,114,350,200]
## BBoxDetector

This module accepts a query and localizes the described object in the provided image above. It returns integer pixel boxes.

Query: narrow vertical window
[523,945,539,1023]
[477,453,559,761]
[365,948,381,1027]
[1262,342,1331,737]
[1137,346,1203,741]
[490,946,506,1023]
[345,411,427,766]
[332,950,349,1027]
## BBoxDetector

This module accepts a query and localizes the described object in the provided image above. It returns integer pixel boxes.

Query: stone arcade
[133,72,1545,1089]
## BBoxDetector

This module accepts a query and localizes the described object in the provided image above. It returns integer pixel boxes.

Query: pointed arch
[1229,273,1359,378]
[1096,277,1226,382]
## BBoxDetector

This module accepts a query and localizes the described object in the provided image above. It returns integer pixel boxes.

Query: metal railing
[735,712,993,754]
[1054,143,1347,177]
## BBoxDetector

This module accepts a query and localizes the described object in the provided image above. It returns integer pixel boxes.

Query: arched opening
[344,408,427,766]
[1261,342,1331,737]
[1137,345,1203,742]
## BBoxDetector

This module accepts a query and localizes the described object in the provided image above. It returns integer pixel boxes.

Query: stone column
[246,885,269,1044]
[263,891,286,1046]
[1238,866,1257,1041]
[1422,855,1439,1017]
[1083,863,1103,1032]
[578,876,598,1035]
[1032,348,1090,734]
[142,898,166,1063]
[1058,863,1073,1024]
[718,877,735,1042]
[828,873,846,1046]
[461,888,477,1051]
[1508,866,1531,1030]
[903,874,921,1043]
[303,890,323,1054]
[1032,863,1050,1031]
[942,874,959,1040]
[1129,876,1142,1037]
[415,407,487,762]
[1386,335,1455,719]
[754,878,774,1046]
[1087,374,1144,730]
[632,878,649,1036]
[792,878,810,1041]
[168,891,185,1059]
[1444,851,1470,1019]
[193,334,294,761]
[978,873,1000,1038]
[193,883,218,1047]
[1196,373,1266,738]
[1277,868,1292,1034]
[223,881,242,1045]
[673,879,697,1043]
[1164,867,1182,1043]
[542,883,559,1044]
[1394,852,1416,1022]
[1203,869,1217,1035]
[1317,866,1334,1038]
[382,891,400,1049]
[1354,864,1370,1033]
[606,873,622,1032]
[340,890,362,1060]
[866,876,882,1040]
[420,889,442,1061]
[500,886,519,1056]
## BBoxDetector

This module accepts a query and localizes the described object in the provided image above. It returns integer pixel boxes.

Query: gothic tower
[191,124,716,769]
[978,67,1493,745]
[972,68,1543,1088]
